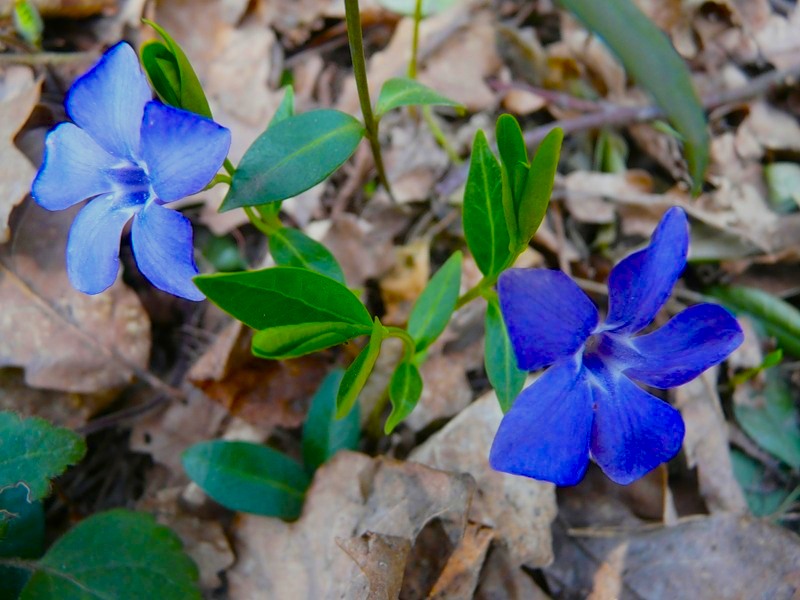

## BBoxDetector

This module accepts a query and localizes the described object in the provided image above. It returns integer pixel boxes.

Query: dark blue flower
[490,207,743,486]
[31,42,231,300]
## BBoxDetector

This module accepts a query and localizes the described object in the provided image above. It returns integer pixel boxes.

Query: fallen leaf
[410,392,557,567]
[428,522,493,599]
[226,451,476,599]
[0,202,150,394]
[337,532,411,599]
[673,367,748,513]
[403,351,472,431]
[0,67,40,244]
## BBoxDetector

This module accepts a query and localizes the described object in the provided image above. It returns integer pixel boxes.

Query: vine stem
[408,0,424,79]
[343,0,394,200]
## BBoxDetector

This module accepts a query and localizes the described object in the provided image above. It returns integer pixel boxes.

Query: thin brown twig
[0,51,97,66]
[437,63,800,196]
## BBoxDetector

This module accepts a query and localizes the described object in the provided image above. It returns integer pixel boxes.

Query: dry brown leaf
[410,392,557,567]
[403,351,472,431]
[0,202,150,393]
[755,8,800,70]
[137,487,235,590]
[735,102,800,162]
[548,513,800,599]
[337,532,412,599]
[0,67,40,244]
[380,238,430,326]
[428,522,494,599]
[475,545,550,600]
[562,170,654,225]
[383,121,450,203]
[227,452,476,599]
[673,368,748,513]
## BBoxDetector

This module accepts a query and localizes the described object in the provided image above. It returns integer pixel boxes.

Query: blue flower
[31,42,231,300]
[490,207,743,486]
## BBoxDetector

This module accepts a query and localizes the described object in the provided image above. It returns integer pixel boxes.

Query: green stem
[243,206,274,237]
[343,0,394,200]
[455,276,495,310]
[204,173,232,190]
[385,326,416,361]
[366,388,391,439]
[423,106,462,164]
[223,158,236,176]
[408,0,424,79]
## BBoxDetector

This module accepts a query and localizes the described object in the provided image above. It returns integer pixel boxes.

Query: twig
[437,63,800,196]
[0,51,97,66]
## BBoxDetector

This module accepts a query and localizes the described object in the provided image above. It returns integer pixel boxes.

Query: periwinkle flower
[490,207,743,486]
[31,42,231,300]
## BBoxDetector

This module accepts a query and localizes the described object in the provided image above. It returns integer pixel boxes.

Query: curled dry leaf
[673,367,748,513]
[0,202,150,394]
[226,452,476,599]
[410,392,557,568]
[0,67,40,244]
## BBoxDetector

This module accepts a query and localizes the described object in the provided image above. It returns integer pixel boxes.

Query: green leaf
[20,509,200,599]
[12,0,43,47]
[375,0,458,16]
[516,127,563,249]
[0,485,44,599]
[302,370,360,473]
[707,285,800,357]
[221,110,365,211]
[731,450,791,517]
[734,371,800,470]
[385,361,423,434]
[0,412,85,501]
[183,441,310,519]
[252,321,372,360]
[407,251,462,352]
[336,319,385,418]
[270,86,295,128]
[141,20,212,118]
[463,130,513,277]
[765,162,800,214]
[555,0,708,194]
[496,114,529,203]
[375,77,461,118]
[270,227,346,284]
[484,296,525,413]
[195,267,372,331]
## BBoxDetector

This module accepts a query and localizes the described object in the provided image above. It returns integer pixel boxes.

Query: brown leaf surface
[227,452,476,599]
[0,67,40,244]
[548,513,800,599]
[410,392,557,567]
[0,202,151,393]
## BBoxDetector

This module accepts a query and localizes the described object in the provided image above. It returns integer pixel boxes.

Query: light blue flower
[491,207,744,485]
[31,42,231,300]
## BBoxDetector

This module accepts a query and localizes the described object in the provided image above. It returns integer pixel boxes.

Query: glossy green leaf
[336,319,385,418]
[12,0,43,47]
[270,227,346,283]
[0,485,44,599]
[20,509,200,599]
[385,361,423,434]
[0,412,85,501]
[556,0,708,194]
[731,450,791,517]
[463,130,513,276]
[485,296,525,413]
[252,321,372,359]
[302,370,360,473]
[516,127,562,249]
[496,114,529,202]
[375,0,458,16]
[407,251,462,352]
[708,285,800,357]
[375,77,461,117]
[141,20,212,118]
[734,371,800,469]
[183,441,310,519]
[221,110,365,211]
[195,267,372,331]
[270,86,295,127]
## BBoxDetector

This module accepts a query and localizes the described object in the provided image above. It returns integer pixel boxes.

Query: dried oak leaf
[0,201,150,394]
[0,67,40,244]
[226,452,476,599]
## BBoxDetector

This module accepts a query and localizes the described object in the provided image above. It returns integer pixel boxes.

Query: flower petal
[589,367,685,485]
[605,207,689,334]
[131,201,204,300]
[32,123,119,210]
[490,358,594,486]
[66,193,144,294]
[66,42,152,160]
[498,269,598,371]
[624,304,743,388]
[140,103,231,202]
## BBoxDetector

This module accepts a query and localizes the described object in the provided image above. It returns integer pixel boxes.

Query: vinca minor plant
[2,0,742,596]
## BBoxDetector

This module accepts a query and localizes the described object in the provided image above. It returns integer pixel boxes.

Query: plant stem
[343,0,394,200]
[455,277,493,310]
[408,0,424,79]
[385,326,417,361]
[243,206,274,236]
[223,158,236,176]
